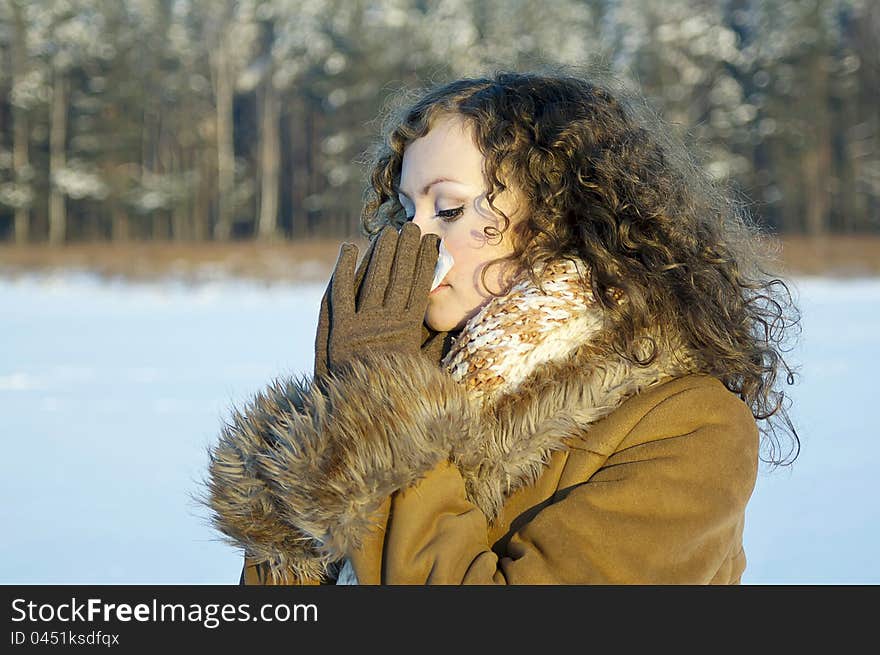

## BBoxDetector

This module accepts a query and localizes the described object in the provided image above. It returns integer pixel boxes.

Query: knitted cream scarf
[440,256,612,404]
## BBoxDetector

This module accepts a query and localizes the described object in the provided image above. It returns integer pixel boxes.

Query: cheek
[439,235,467,276]
[444,243,479,289]
[442,218,493,256]
[442,224,511,292]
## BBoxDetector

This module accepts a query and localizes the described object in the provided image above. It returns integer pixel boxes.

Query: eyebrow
[395,177,465,199]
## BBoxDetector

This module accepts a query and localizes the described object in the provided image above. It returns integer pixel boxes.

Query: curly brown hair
[358,65,801,468]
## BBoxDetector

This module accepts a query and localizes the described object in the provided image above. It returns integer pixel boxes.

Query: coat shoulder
[504,373,761,583]
[564,373,759,474]
[592,373,756,440]
[597,374,760,504]
[625,373,758,442]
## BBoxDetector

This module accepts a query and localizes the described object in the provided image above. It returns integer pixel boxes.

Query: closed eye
[404,206,465,222]
[437,206,464,221]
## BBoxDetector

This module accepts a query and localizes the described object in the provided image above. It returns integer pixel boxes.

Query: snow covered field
[1,273,877,584]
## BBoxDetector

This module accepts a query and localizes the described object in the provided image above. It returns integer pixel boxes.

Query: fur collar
[204,261,697,584]
[441,256,605,404]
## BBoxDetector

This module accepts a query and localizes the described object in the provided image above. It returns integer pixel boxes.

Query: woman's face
[398,113,525,332]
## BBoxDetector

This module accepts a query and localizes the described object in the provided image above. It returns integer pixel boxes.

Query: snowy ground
[1,273,877,584]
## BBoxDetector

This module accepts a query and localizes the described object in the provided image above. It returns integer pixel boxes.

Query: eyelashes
[436,206,464,221]
[404,205,465,222]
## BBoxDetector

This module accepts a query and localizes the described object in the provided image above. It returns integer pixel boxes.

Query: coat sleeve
[238,556,328,585]
[239,557,269,585]
[203,350,478,585]
[349,380,760,584]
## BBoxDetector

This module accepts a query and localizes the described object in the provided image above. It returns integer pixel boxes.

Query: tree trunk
[305,100,323,236]
[288,95,308,238]
[112,202,130,242]
[49,68,68,245]
[212,45,235,241]
[803,57,832,237]
[799,3,834,236]
[12,123,29,243]
[257,75,280,240]
[193,148,211,241]
[11,0,30,244]
[171,146,189,241]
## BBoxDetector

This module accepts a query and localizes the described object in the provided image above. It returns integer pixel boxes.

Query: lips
[429,282,450,295]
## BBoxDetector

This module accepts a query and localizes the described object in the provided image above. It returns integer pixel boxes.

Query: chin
[425,313,459,333]
[426,299,479,333]
[425,303,465,333]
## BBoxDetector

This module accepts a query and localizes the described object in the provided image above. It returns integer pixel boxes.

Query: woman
[204,69,799,584]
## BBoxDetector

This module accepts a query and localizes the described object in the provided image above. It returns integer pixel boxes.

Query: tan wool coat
[208,332,760,585]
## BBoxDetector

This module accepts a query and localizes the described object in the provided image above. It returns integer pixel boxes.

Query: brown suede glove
[313,223,453,380]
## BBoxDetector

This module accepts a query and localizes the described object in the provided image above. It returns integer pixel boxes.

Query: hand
[313,223,443,379]
[314,296,452,380]
[313,244,369,381]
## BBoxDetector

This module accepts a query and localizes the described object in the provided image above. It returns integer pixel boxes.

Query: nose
[411,213,441,237]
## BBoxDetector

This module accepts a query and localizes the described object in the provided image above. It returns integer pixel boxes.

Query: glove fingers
[313,281,331,379]
[408,233,439,315]
[358,226,398,312]
[353,235,375,296]
[386,222,422,311]
[330,243,358,318]
[318,233,364,378]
